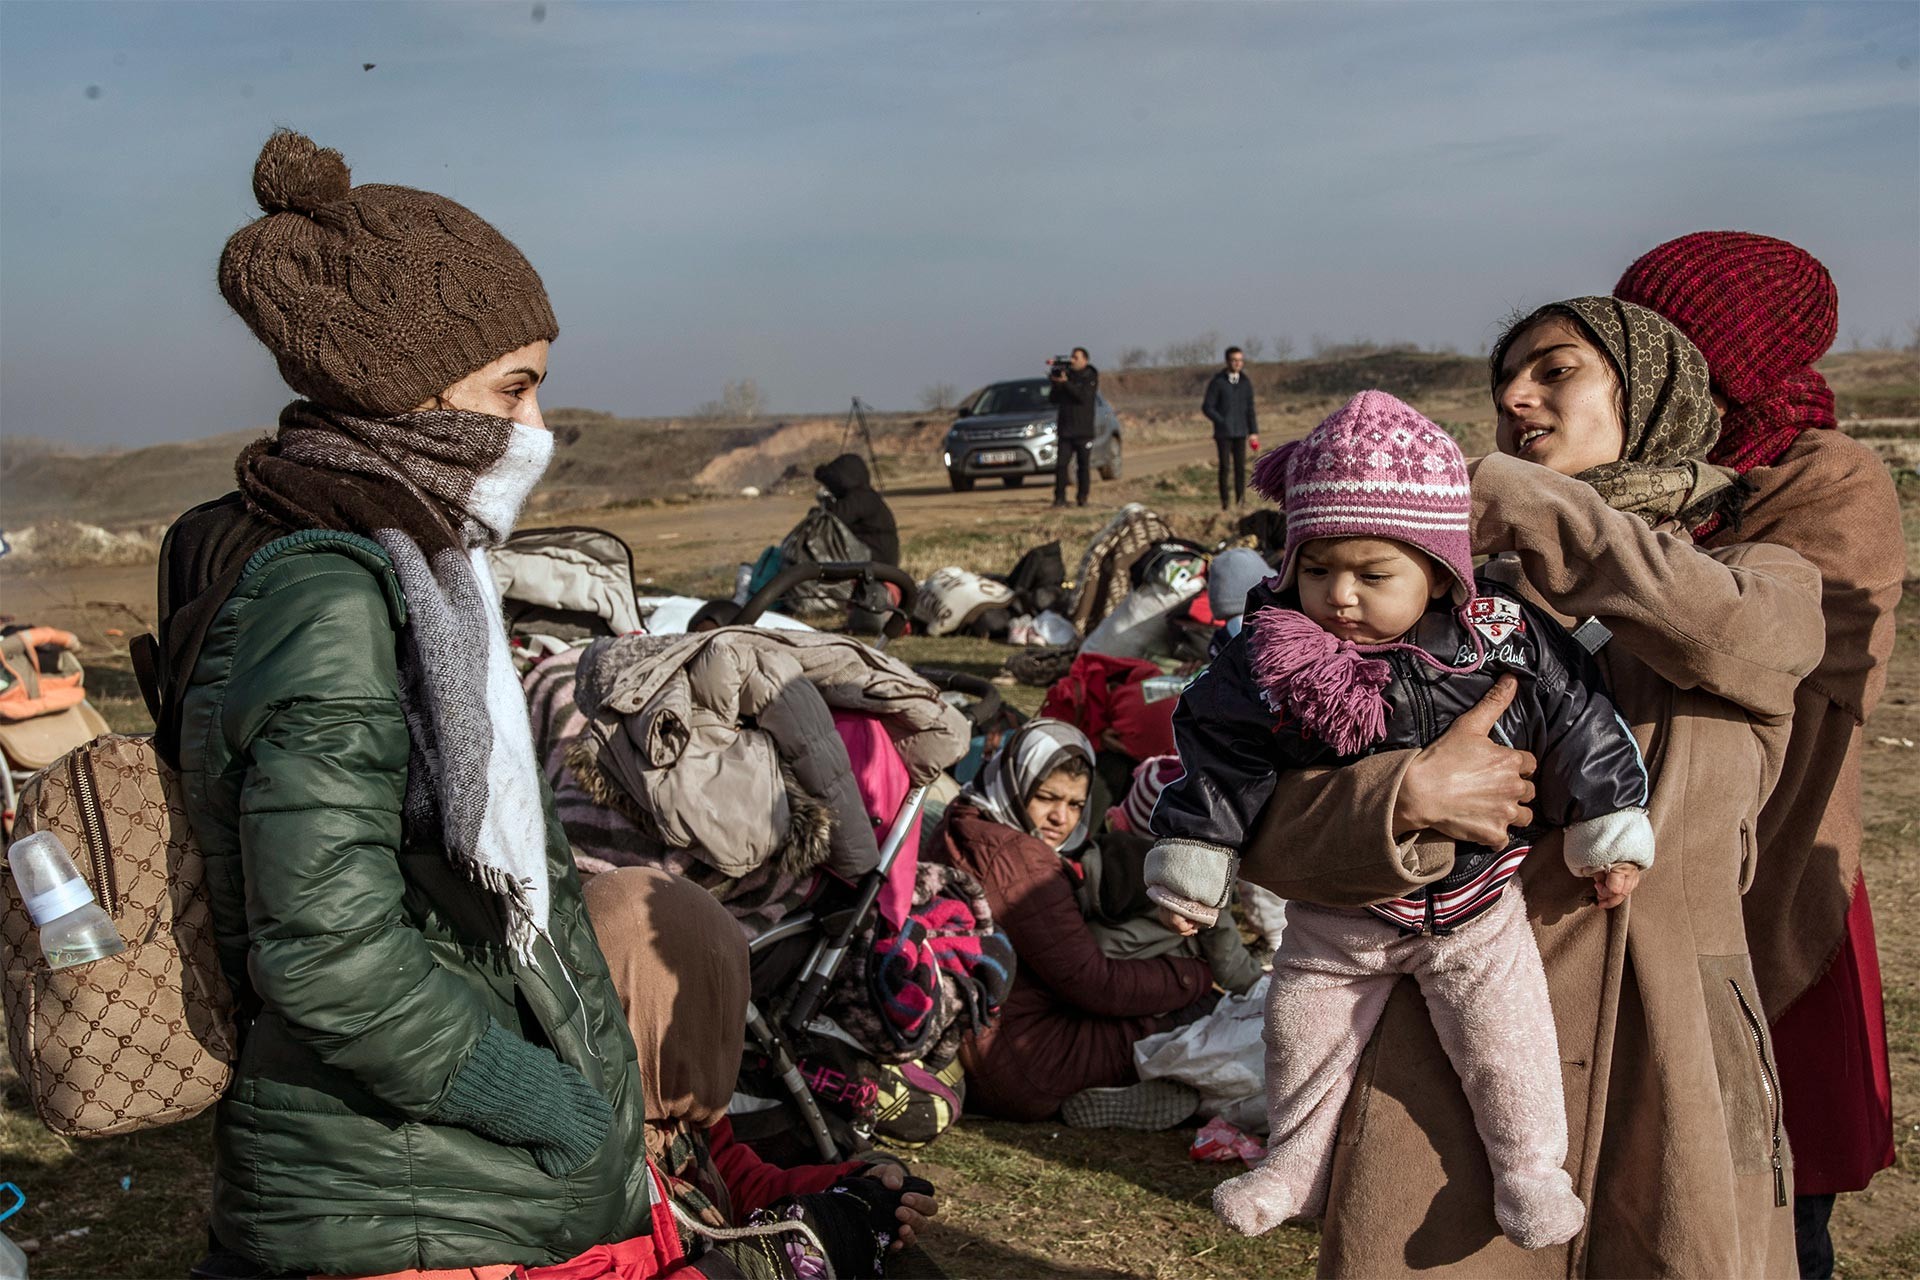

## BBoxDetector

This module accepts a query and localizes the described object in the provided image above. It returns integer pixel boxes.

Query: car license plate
[977,450,1021,465]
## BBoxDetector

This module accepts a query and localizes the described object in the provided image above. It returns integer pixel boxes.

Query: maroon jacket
[934,801,1212,1120]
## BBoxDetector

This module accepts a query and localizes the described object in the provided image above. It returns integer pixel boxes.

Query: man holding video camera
[1048,346,1098,508]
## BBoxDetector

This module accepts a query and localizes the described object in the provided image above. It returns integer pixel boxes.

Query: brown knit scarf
[237,400,524,553]
[237,400,557,962]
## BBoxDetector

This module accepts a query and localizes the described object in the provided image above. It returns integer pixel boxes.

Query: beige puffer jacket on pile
[572,628,969,882]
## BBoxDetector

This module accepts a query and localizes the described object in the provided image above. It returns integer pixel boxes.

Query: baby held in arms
[1145,392,1653,1248]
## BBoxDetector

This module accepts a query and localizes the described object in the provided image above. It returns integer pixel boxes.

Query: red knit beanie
[1614,231,1837,404]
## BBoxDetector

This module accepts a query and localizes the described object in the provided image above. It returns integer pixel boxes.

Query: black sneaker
[1060,1079,1200,1131]
[1051,497,1068,508]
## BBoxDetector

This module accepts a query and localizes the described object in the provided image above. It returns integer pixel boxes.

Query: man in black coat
[813,452,899,564]
[1048,347,1099,508]
[1201,346,1258,510]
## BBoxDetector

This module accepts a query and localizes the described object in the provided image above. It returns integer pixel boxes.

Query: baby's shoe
[1493,1169,1585,1249]
[1212,1158,1326,1237]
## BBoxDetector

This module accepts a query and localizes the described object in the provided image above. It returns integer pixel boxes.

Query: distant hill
[1,429,263,530]
[4,349,1913,535]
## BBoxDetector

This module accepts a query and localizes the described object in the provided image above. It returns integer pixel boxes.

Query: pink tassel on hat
[1248,606,1392,756]
[1250,438,1299,504]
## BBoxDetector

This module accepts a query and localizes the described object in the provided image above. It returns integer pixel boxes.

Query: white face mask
[465,421,554,543]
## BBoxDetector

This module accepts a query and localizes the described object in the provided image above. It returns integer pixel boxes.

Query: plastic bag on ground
[1133,974,1271,1133]
[1079,577,1204,660]
[1190,1115,1267,1165]
[1007,609,1078,647]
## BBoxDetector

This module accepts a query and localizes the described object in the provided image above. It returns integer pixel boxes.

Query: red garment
[934,801,1211,1120]
[338,1167,710,1280]
[706,1116,863,1217]
[1768,874,1896,1194]
[1040,651,1176,761]
[1614,231,1840,520]
[514,1167,694,1280]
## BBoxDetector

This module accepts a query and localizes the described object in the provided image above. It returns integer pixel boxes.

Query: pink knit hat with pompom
[1250,390,1474,604]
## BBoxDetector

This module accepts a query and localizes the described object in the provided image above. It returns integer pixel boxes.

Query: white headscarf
[961,717,1096,853]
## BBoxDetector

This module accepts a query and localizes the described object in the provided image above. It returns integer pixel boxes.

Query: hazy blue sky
[2,1,1916,448]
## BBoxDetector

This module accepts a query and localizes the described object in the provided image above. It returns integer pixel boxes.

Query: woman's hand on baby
[867,1162,938,1250]
[1396,675,1536,846]
[1591,863,1642,910]
[1155,904,1201,937]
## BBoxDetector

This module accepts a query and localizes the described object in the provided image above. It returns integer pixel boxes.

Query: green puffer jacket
[175,532,652,1274]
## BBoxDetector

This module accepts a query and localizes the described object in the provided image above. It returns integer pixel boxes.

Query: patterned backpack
[1,733,239,1136]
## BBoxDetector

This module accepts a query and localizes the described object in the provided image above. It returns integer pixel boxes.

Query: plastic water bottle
[6,832,125,971]
[1140,672,1197,704]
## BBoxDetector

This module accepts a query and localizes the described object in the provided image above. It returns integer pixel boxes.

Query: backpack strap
[151,494,281,768]
[128,631,163,724]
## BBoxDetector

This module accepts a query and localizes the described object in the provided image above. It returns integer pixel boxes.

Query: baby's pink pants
[1214,886,1582,1247]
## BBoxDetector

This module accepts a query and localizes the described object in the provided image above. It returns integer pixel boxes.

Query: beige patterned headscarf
[1493,296,1739,530]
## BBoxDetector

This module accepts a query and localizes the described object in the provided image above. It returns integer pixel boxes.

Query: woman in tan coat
[1615,232,1902,1279]
[1237,298,1825,1277]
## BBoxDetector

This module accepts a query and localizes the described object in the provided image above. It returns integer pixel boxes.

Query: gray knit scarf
[238,402,555,962]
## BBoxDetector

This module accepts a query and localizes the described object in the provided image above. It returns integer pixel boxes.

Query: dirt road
[0,434,1220,629]
[595,434,1218,587]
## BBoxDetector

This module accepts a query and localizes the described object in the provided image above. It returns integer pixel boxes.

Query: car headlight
[1023,421,1051,438]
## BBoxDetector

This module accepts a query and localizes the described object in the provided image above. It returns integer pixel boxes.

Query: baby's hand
[1155,904,1202,937]
[1591,862,1642,910]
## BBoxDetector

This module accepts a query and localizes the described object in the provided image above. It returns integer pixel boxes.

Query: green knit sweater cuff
[431,1019,613,1177]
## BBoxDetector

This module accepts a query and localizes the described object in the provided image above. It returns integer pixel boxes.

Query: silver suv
[941,378,1123,491]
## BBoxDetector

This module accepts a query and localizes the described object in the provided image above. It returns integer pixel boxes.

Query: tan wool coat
[1241,454,1825,1278]
[1705,429,1906,1015]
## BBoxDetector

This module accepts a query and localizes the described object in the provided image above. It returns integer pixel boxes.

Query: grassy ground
[2,450,1916,1279]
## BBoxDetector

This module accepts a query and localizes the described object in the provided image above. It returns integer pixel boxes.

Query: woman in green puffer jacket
[168,130,655,1276]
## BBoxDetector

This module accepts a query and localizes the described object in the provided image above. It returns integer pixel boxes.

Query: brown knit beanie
[218,130,558,417]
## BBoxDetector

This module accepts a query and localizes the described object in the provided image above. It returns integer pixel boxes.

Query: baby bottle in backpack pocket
[6,830,126,970]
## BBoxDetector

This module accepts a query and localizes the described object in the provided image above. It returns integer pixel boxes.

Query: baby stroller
[0,627,112,837]
[499,538,994,1161]
[731,661,1006,1163]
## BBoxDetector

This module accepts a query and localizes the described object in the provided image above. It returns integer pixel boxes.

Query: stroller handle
[912,667,1004,732]
[780,781,929,1033]
[735,560,919,627]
